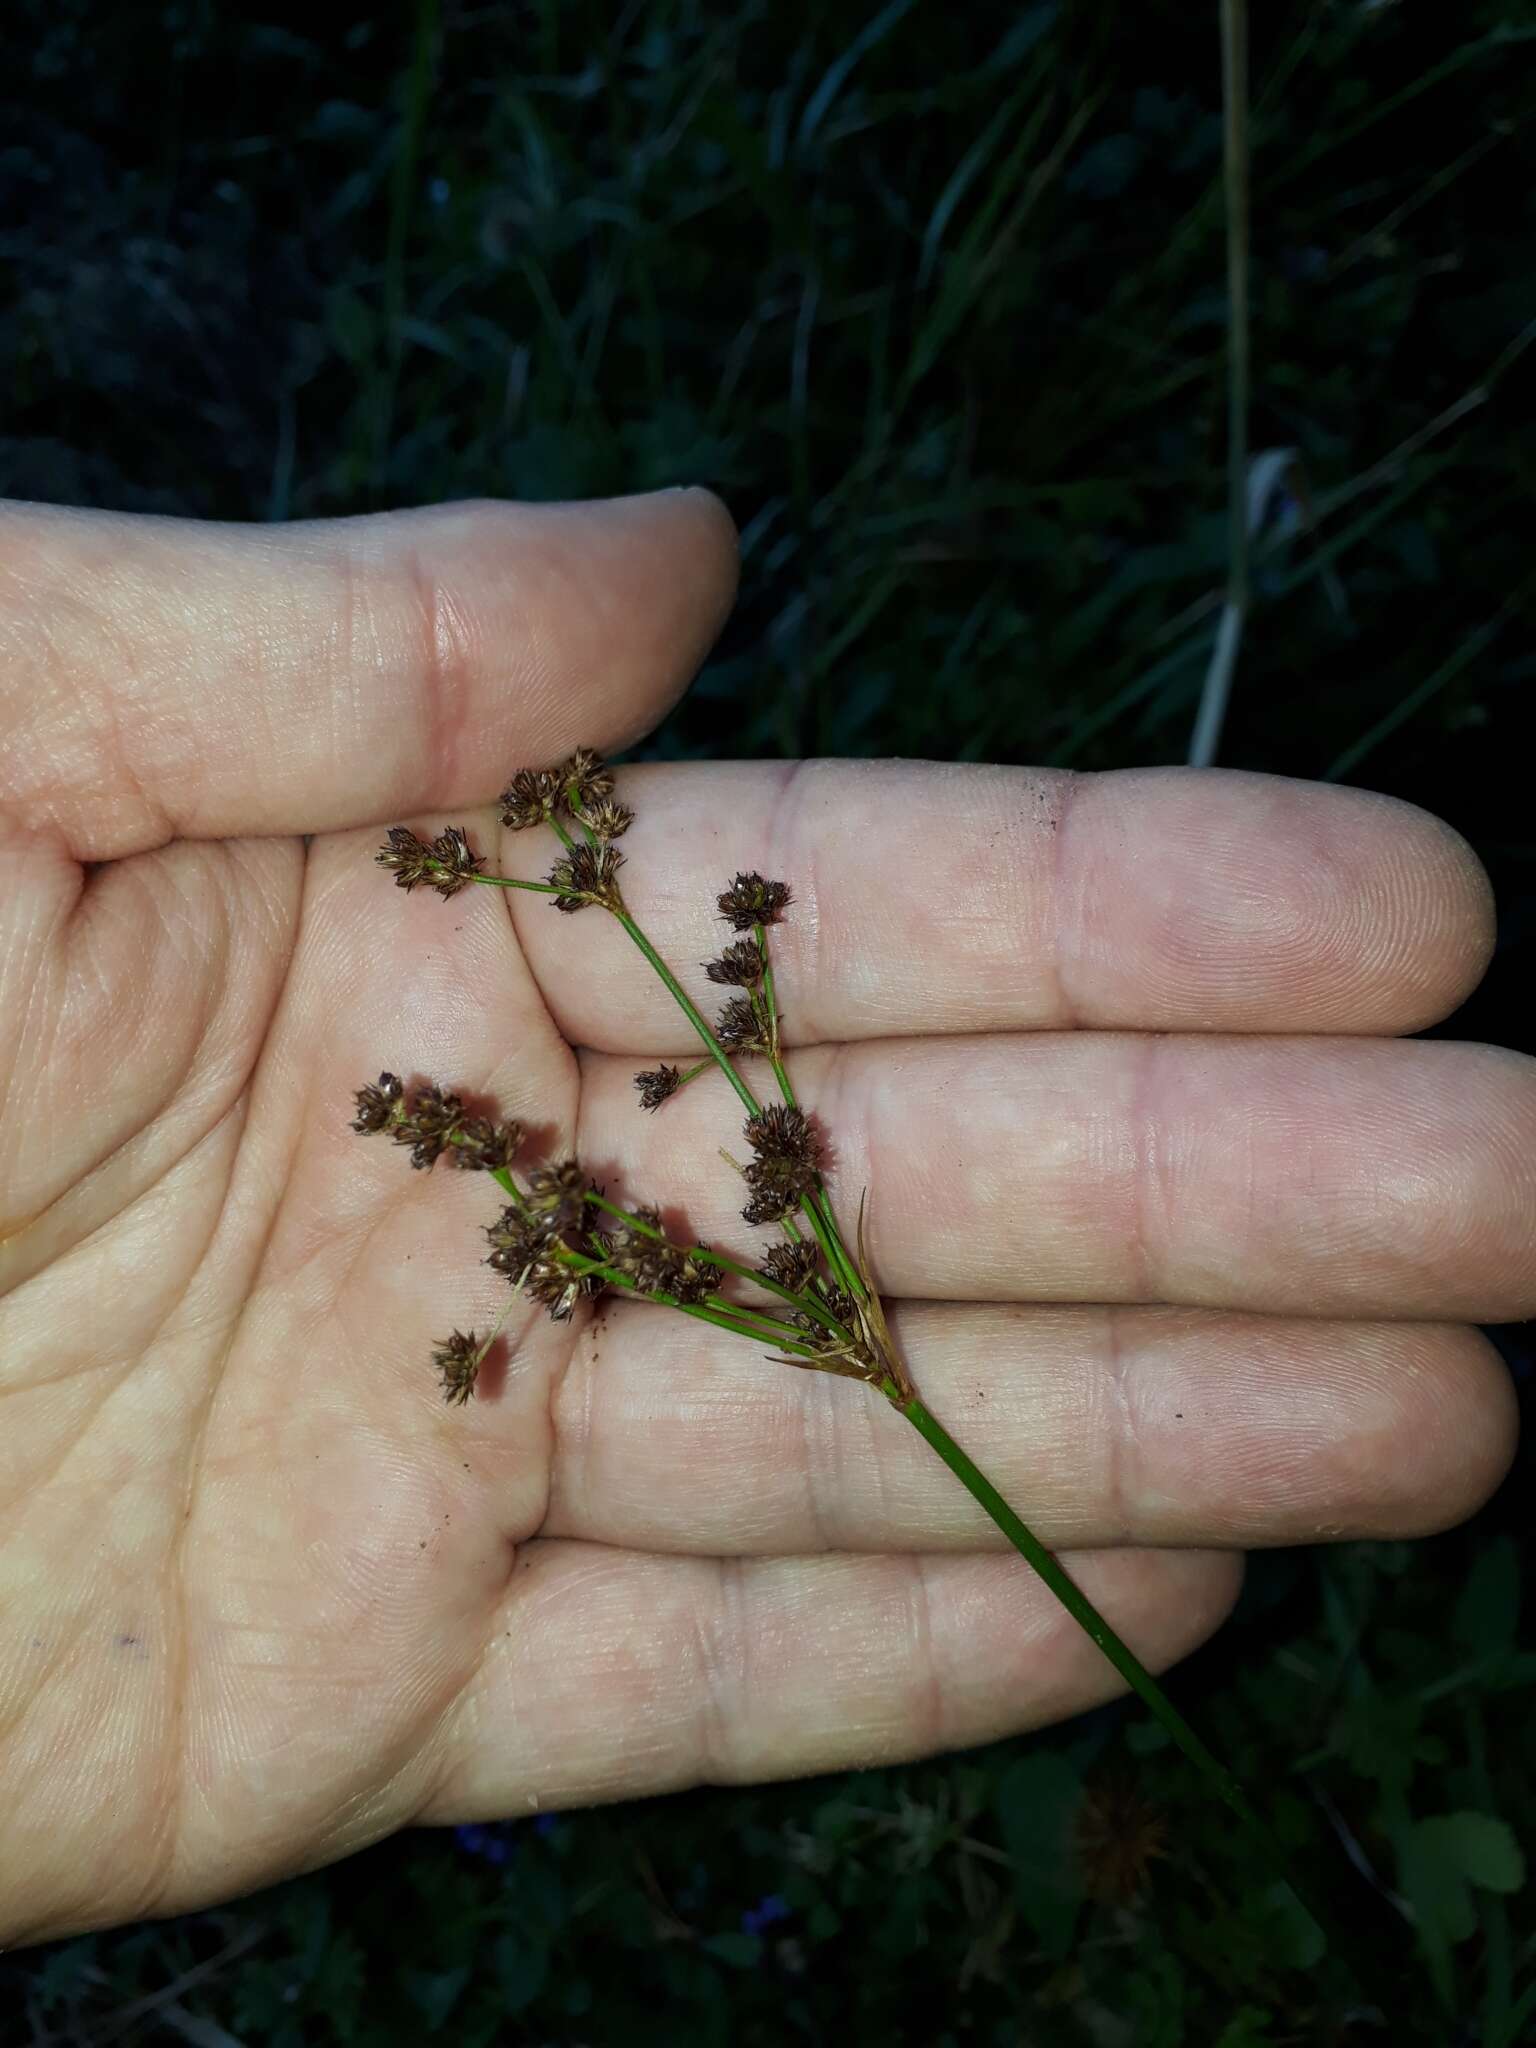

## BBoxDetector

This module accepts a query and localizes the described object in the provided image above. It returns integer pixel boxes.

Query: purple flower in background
[740,1892,791,1936]
[454,1822,514,1865]
[533,1812,559,1838]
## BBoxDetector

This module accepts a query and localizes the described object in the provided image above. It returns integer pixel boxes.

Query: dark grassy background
[2,1,1533,2042]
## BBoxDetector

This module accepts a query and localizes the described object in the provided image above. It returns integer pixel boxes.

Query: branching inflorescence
[350,749,1361,1981]
[357,748,908,1410]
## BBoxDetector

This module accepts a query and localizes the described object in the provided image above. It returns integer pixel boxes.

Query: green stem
[558,1252,819,1354]
[898,1391,1408,2015]
[752,927,865,1303]
[468,874,563,895]
[613,907,862,1307]
[424,858,561,896]
[902,1393,1264,1834]
[581,1193,847,1338]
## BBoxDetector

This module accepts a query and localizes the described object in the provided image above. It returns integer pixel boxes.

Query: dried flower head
[485,1205,556,1278]
[561,746,616,811]
[714,996,769,1052]
[451,1115,524,1172]
[526,1159,593,1234]
[524,1256,585,1322]
[433,1329,484,1406]
[499,767,562,831]
[634,1063,683,1112]
[373,825,485,899]
[390,1080,466,1170]
[758,1240,822,1294]
[351,1071,404,1135]
[717,872,792,932]
[704,939,763,987]
[740,1103,822,1223]
[605,1205,714,1303]
[547,841,626,914]
[580,798,634,842]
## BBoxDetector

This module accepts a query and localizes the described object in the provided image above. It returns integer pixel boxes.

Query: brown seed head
[484,1206,556,1278]
[634,1064,683,1112]
[714,996,769,1052]
[740,1103,821,1222]
[604,1205,714,1303]
[375,825,482,899]
[422,826,484,898]
[390,1080,466,1170]
[375,826,437,893]
[704,939,763,987]
[717,872,792,932]
[351,1071,404,1135]
[758,1240,822,1294]
[450,1115,524,1172]
[526,1159,593,1233]
[499,767,562,831]
[524,1256,584,1322]
[432,1329,484,1406]
[547,841,626,913]
[561,746,616,811]
[580,798,634,842]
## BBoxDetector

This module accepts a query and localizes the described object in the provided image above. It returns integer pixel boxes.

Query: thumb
[0,490,738,861]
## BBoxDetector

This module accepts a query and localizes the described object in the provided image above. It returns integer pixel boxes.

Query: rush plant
[355,745,1396,2010]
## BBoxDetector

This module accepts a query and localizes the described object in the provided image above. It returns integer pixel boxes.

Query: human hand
[0,492,1525,1949]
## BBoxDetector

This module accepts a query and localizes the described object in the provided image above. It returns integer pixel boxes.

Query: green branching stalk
[360,746,1408,2020]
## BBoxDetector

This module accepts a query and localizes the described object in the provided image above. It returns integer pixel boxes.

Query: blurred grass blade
[1189,0,1249,769]
[1325,591,1527,783]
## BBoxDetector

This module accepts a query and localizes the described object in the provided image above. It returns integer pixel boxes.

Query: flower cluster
[717,871,792,931]
[358,745,897,1408]
[484,1166,606,1324]
[432,1329,485,1406]
[548,840,626,914]
[499,747,632,842]
[604,1205,715,1304]
[633,1063,683,1112]
[740,1103,821,1226]
[351,1073,523,1173]
[375,824,484,899]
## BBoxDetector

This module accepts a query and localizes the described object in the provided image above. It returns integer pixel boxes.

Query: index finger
[503,760,1494,1043]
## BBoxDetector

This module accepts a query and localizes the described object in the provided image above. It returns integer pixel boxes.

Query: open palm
[1,491,1526,1949]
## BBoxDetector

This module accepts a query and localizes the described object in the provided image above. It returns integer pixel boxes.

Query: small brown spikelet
[547,841,626,913]
[714,996,769,1051]
[562,746,616,811]
[717,872,792,932]
[424,825,484,898]
[484,1206,555,1278]
[351,1071,404,1135]
[499,767,562,830]
[390,1081,465,1170]
[581,798,634,841]
[634,1064,683,1112]
[433,1329,483,1406]
[526,1159,592,1233]
[375,827,437,893]
[524,1257,583,1322]
[758,1240,822,1293]
[375,824,483,898]
[741,1104,822,1223]
[704,939,763,987]
[450,1115,524,1172]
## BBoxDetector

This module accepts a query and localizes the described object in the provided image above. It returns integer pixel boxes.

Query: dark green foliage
[2,0,1533,2040]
